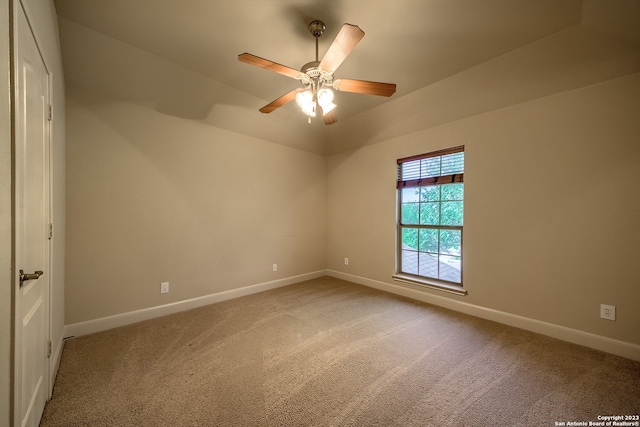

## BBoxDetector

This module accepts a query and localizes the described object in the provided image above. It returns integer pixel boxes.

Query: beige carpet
[41,276,640,426]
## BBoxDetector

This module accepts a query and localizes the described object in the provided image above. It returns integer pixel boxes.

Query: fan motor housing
[301,61,320,73]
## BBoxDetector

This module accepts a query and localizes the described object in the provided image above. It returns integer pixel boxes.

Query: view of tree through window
[397,147,464,284]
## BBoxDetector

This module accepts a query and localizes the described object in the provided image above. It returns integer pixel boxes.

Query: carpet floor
[41,276,640,426]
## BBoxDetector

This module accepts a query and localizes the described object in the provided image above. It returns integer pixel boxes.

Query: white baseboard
[327,270,640,362]
[64,270,326,338]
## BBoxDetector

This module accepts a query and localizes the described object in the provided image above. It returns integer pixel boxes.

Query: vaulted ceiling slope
[55,0,640,154]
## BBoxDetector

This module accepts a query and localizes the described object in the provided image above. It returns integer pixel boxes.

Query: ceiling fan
[238,20,396,125]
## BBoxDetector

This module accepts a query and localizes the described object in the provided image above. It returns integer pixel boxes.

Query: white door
[14,2,51,426]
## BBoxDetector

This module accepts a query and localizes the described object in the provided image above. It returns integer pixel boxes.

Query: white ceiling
[54,0,640,152]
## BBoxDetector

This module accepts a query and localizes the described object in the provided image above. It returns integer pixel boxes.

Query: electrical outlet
[273,264,278,272]
[600,304,615,321]
[344,258,349,265]
[160,282,169,294]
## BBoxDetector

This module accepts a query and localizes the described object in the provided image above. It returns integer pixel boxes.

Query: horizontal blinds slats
[397,145,464,164]
[397,146,464,188]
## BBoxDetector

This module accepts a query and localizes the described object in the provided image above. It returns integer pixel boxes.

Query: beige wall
[65,87,327,324]
[327,74,640,345]
[62,16,328,326]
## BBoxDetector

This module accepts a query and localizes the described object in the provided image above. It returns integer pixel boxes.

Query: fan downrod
[302,20,326,72]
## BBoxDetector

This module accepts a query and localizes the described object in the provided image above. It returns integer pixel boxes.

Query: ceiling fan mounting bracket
[308,20,326,38]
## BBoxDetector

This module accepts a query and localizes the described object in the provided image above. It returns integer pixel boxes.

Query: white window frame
[393,146,467,296]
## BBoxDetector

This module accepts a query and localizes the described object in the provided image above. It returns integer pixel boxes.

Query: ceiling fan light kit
[238,20,396,125]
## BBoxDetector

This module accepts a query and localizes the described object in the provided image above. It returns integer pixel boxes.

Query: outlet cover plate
[600,304,615,321]
[160,282,169,294]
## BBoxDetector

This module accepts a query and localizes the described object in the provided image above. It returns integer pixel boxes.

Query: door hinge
[48,223,53,240]
[48,104,53,121]
[47,340,52,358]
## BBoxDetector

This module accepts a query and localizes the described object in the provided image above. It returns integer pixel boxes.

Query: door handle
[19,269,43,286]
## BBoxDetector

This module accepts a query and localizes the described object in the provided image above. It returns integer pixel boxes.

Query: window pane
[419,185,440,202]
[418,252,438,278]
[401,187,420,203]
[401,227,418,250]
[418,228,438,253]
[440,201,463,226]
[419,202,439,225]
[439,255,461,283]
[441,183,463,201]
[401,203,419,224]
[439,229,461,256]
[401,250,418,275]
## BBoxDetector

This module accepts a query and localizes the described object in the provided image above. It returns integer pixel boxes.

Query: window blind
[397,146,464,189]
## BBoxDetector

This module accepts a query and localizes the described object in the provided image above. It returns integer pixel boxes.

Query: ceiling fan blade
[319,24,365,73]
[238,53,302,79]
[322,109,338,125]
[334,78,397,97]
[259,89,301,114]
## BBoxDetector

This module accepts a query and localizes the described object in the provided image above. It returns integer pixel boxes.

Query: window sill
[392,274,467,296]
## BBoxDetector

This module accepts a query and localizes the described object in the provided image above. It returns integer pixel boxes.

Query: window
[394,146,465,294]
